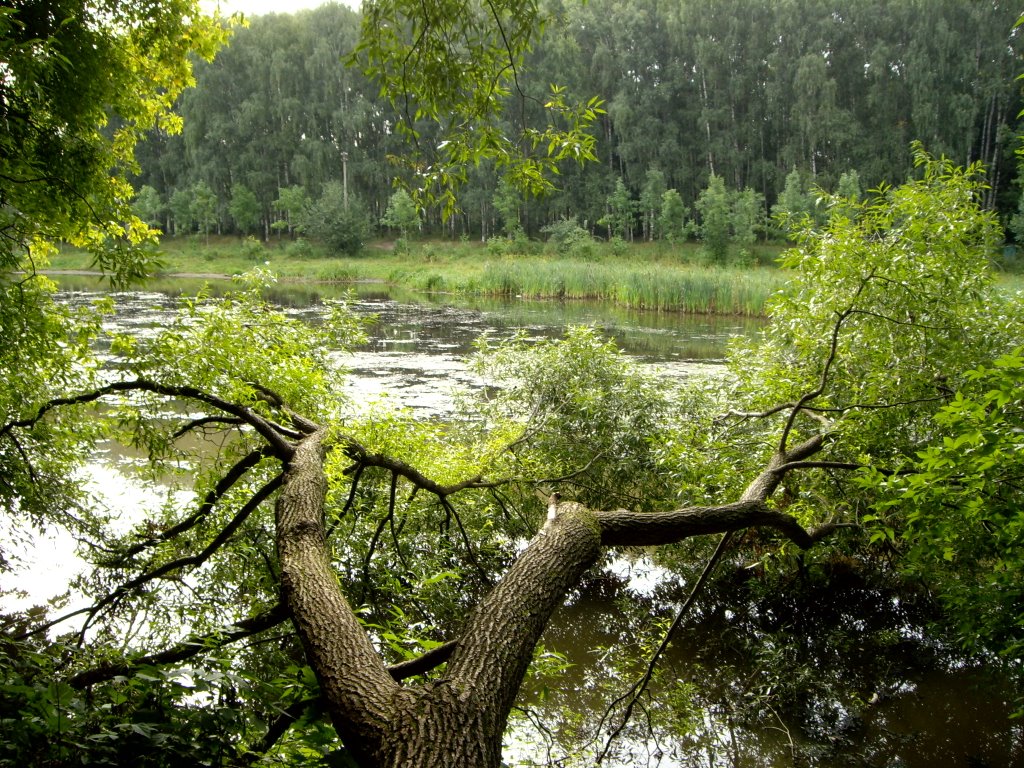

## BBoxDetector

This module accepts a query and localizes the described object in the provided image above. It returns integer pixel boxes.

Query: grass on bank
[50,235,790,315]
[50,233,1024,315]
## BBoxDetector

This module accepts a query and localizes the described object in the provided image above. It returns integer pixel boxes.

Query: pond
[22,275,1024,767]
[52,273,756,416]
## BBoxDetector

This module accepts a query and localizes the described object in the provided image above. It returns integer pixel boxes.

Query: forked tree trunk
[275,431,824,768]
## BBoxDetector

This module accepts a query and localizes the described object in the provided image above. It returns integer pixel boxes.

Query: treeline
[132,0,1023,251]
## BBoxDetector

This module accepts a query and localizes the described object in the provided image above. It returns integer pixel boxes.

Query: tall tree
[640,168,667,241]
[771,167,812,234]
[300,182,370,255]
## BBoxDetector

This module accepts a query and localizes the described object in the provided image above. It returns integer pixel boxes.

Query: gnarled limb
[341,440,497,495]
[1,379,299,459]
[595,500,817,549]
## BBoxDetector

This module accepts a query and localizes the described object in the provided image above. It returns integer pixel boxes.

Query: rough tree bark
[275,429,831,768]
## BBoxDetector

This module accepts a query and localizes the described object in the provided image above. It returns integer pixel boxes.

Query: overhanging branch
[112,447,274,564]
[595,500,819,549]
[1,379,298,459]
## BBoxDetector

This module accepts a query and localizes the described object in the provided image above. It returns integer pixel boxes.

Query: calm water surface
[55,274,758,414]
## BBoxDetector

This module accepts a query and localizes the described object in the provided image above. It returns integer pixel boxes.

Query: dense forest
[132,0,1024,243]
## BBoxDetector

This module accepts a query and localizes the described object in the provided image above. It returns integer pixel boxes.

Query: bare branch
[248,381,320,435]
[171,415,245,439]
[847,306,946,332]
[1,379,298,459]
[359,483,395,602]
[439,496,493,586]
[241,696,318,766]
[772,459,915,478]
[387,639,458,681]
[14,474,285,643]
[798,394,947,414]
[778,305,854,453]
[721,402,797,421]
[112,447,274,564]
[340,440,498,495]
[8,433,39,484]
[535,451,608,485]
[597,531,735,762]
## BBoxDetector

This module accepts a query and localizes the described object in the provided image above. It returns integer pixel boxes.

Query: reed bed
[49,238,790,316]
[476,260,785,315]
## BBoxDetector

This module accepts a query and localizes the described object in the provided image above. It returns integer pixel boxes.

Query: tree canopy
[0,0,229,279]
[129,0,1022,242]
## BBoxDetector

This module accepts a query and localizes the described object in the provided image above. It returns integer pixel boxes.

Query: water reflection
[520,560,1023,767]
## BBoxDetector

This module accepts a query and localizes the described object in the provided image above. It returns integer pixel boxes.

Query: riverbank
[47,235,1024,316]
[49,236,788,315]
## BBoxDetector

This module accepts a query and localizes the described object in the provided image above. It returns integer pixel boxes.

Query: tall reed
[477,260,784,315]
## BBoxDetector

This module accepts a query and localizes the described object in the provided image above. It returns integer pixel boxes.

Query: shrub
[286,238,314,259]
[241,236,264,261]
[299,183,370,256]
[541,217,594,259]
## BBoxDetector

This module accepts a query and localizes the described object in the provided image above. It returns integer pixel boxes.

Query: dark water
[50,276,1024,768]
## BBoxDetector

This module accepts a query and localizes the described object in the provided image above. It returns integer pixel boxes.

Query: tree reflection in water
[514,546,1023,767]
